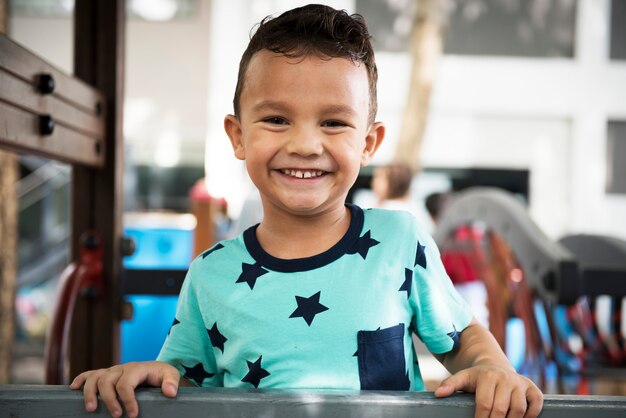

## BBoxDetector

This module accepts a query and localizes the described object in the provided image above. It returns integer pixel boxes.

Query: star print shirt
[157,204,473,390]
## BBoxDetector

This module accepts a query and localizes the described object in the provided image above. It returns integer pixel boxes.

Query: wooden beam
[2,386,626,418]
[0,34,105,167]
[68,0,125,381]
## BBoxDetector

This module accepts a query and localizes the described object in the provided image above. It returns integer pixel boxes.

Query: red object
[189,178,227,206]
[441,225,483,285]
[44,231,103,384]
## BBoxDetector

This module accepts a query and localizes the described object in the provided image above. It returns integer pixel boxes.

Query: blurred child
[372,162,434,233]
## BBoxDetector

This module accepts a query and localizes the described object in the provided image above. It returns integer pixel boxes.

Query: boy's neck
[255,205,352,260]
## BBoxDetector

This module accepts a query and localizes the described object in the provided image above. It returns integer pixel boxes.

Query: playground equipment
[434,187,626,394]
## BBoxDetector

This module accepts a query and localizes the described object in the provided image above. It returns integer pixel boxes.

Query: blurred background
[2,0,625,394]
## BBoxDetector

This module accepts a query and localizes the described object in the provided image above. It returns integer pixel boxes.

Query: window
[607,121,626,194]
[610,0,626,60]
[444,0,577,58]
[355,0,416,53]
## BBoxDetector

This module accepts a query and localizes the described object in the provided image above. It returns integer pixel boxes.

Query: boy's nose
[286,128,324,156]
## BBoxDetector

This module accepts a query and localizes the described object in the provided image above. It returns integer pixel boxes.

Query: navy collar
[243,204,364,273]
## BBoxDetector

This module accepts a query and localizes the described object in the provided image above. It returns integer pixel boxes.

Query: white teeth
[281,169,324,179]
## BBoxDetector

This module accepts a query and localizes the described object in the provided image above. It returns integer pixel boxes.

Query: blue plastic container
[121,216,194,363]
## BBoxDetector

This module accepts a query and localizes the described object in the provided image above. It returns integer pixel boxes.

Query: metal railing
[1,386,625,417]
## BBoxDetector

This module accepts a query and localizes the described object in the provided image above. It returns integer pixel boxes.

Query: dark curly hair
[233,4,378,124]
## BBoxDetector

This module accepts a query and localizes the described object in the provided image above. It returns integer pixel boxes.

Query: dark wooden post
[69,0,125,379]
[0,0,18,385]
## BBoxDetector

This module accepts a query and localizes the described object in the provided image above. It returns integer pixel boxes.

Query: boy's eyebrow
[251,100,289,113]
[252,100,358,117]
[320,104,358,118]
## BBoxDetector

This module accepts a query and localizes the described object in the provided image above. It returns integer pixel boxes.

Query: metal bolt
[39,115,55,136]
[37,73,55,94]
[121,236,136,257]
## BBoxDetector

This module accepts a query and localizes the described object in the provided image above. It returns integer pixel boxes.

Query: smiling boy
[71,4,543,418]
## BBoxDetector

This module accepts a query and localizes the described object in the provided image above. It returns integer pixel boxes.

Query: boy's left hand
[434,364,543,418]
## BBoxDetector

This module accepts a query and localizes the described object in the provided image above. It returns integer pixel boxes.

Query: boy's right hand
[69,361,181,418]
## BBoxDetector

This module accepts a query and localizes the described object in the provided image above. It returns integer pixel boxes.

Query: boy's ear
[360,122,385,167]
[224,114,246,160]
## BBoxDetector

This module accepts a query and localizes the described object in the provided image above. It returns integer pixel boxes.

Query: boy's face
[225,50,384,219]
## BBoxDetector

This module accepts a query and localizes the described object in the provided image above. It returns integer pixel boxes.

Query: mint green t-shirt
[157,204,473,390]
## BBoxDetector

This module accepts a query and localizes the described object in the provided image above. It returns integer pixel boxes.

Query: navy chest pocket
[357,323,410,390]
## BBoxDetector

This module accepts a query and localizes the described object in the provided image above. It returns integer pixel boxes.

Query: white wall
[419,0,626,240]
[8,0,626,240]
[124,2,212,167]
[374,0,626,241]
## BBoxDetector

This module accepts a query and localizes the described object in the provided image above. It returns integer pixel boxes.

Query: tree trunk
[0,0,18,385]
[393,0,446,171]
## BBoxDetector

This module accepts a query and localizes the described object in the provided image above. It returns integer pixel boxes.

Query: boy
[71,5,543,418]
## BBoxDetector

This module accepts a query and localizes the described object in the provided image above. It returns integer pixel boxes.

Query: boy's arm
[433,319,543,418]
[70,360,184,418]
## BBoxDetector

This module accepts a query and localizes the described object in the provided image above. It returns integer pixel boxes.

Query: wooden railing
[1,386,625,418]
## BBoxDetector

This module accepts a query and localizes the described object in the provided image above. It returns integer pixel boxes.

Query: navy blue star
[182,363,214,386]
[289,291,329,326]
[399,268,412,299]
[167,317,180,336]
[347,230,379,259]
[447,325,461,350]
[236,262,269,290]
[207,322,228,353]
[414,241,427,269]
[201,243,224,259]
[241,355,270,388]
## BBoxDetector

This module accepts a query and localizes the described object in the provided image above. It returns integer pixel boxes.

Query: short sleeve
[157,259,221,387]
[410,232,474,355]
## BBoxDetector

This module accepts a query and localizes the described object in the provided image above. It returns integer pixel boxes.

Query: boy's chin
[272,198,343,217]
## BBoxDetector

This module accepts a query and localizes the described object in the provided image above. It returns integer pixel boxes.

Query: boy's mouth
[280,169,326,179]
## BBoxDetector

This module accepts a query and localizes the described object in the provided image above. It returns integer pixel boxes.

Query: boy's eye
[321,120,346,128]
[263,117,288,125]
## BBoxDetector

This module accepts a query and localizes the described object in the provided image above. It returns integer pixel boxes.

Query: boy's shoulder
[362,206,421,232]
[191,232,247,267]
[362,206,436,248]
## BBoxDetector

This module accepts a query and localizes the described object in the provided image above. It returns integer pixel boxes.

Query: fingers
[97,367,125,417]
[505,387,528,418]
[523,385,544,418]
[116,362,180,417]
[71,370,101,412]
[157,364,181,398]
[434,370,473,398]
[474,375,542,418]
[70,367,126,416]
[473,375,496,418]
[69,372,87,390]
[68,362,179,418]
[488,382,513,418]
[116,367,142,418]
[438,365,544,418]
